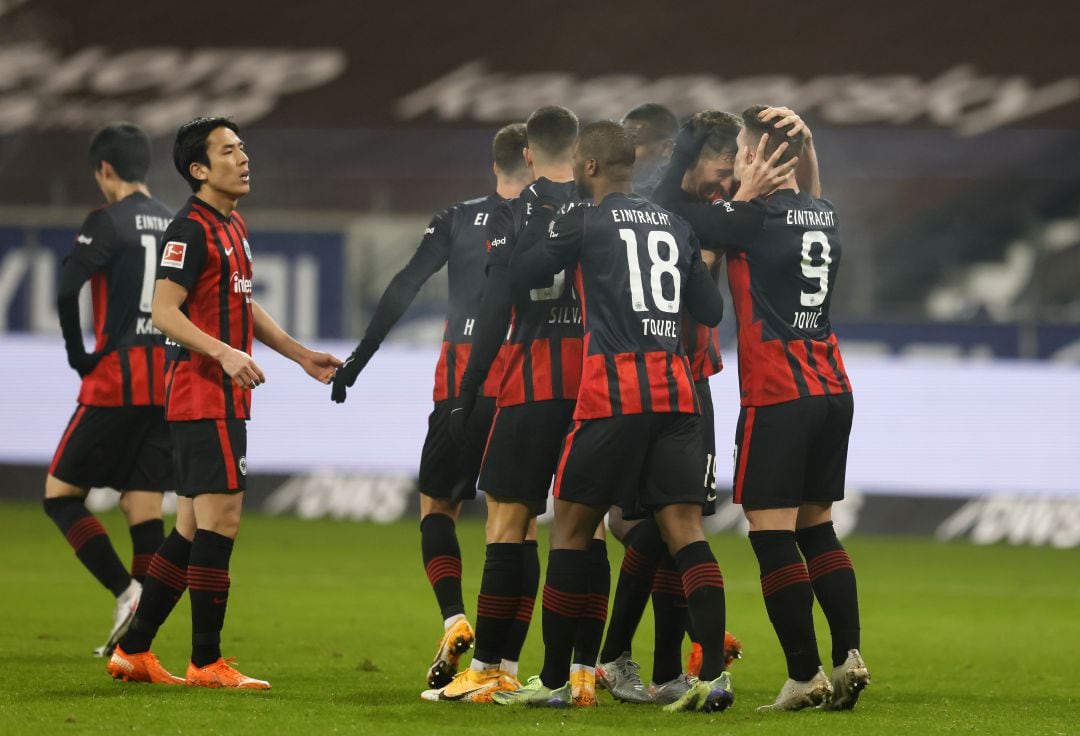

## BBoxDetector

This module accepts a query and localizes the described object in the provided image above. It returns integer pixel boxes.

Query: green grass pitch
[1,501,1077,735]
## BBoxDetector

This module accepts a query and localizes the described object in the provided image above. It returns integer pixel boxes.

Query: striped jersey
[65,192,172,407]
[724,189,851,407]
[156,196,254,421]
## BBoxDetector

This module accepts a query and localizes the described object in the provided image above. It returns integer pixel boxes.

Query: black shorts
[477,400,576,515]
[697,379,718,516]
[732,393,854,510]
[170,418,247,497]
[418,397,497,502]
[49,405,173,492]
[554,412,705,518]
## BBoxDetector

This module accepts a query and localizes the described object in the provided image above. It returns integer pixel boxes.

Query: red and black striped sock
[188,530,234,667]
[420,514,465,620]
[749,530,821,681]
[539,549,589,689]
[598,518,664,663]
[651,552,688,684]
[502,540,540,664]
[474,543,523,665]
[43,497,130,596]
[674,541,727,680]
[120,528,191,654]
[128,518,165,584]
[797,521,860,667]
[572,539,610,668]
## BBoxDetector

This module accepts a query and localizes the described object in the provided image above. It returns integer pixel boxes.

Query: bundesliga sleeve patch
[161,241,187,269]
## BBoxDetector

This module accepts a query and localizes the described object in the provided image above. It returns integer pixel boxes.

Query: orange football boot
[186,657,271,690]
[107,646,185,684]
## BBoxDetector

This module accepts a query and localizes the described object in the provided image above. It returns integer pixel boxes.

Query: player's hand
[449,388,478,448]
[219,347,266,389]
[733,133,798,201]
[672,121,710,164]
[330,338,379,404]
[527,177,568,212]
[67,350,103,378]
[300,349,343,385]
[758,106,812,142]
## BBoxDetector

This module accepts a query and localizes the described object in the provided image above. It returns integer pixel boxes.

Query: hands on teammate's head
[758,106,812,141]
[330,338,378,403]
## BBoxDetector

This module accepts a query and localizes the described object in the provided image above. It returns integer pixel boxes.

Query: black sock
[421,514,465,620]
[651,553,687,684]
[573,539,609,668]
[797,522,860,667]
[120,528,191,654]
[43,497,130,596]
[188,529,234,667]
[749,530,820,681]
[474,543,523,665]
[599,519,664,663]
[503,540,540,664]
[128,518,165,584]
[539,549,588,689]
[674,541,727,680]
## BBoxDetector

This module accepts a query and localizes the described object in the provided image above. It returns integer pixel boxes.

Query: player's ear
[585,158,599,177]
[522,147,534,170]
[189,161,209,185]
[492,161,499,178]
[96,160,116,181]
[660,139,674,160]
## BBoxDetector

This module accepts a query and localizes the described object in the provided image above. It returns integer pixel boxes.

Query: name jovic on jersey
[723,190,851,407]
[66,192,173,407]
[512,193,722,420]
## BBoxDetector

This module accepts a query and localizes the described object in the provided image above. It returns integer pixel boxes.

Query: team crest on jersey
[238,456,247,476]
[242,238,252,260]
[161,241,187,268]
[76,234,93,245]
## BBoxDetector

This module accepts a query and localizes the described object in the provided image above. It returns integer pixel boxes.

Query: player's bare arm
[152,277,266,388]
[758,106,821,198]
[252,301,342,384]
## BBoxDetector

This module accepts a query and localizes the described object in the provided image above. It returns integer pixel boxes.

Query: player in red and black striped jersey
[330,124,533,691]
[498,122,736,712]
[430,107,601,704]
[659,108,868,710]
[45,123,173,659]
[108,117,341,690]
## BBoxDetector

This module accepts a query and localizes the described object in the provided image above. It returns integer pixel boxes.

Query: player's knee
[44,475,85,500]
[420,495,459,521]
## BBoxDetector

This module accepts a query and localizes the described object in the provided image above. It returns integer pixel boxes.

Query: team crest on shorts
[238,456,247,476]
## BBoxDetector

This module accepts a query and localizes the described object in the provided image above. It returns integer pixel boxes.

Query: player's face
[687,149,736,202]
[202,126,251,199]
[622,120,671,183]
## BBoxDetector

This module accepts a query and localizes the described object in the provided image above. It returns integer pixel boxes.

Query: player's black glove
[66,349,103,378]
[527,176,569,213]
[449,387,478,448]
[671,121,710,167]
[330,338,379,404]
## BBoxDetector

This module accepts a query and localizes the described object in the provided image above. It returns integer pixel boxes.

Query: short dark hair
[492,123,528,174]
[690,110,742,157]
[622,103,679,142]
[525,106,579,159]
[741,105,804,165]
[172,116,240,192]
[88,123,151,182]
[577,120,635,175]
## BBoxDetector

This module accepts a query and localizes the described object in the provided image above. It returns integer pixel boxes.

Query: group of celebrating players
[45,98,870,713]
